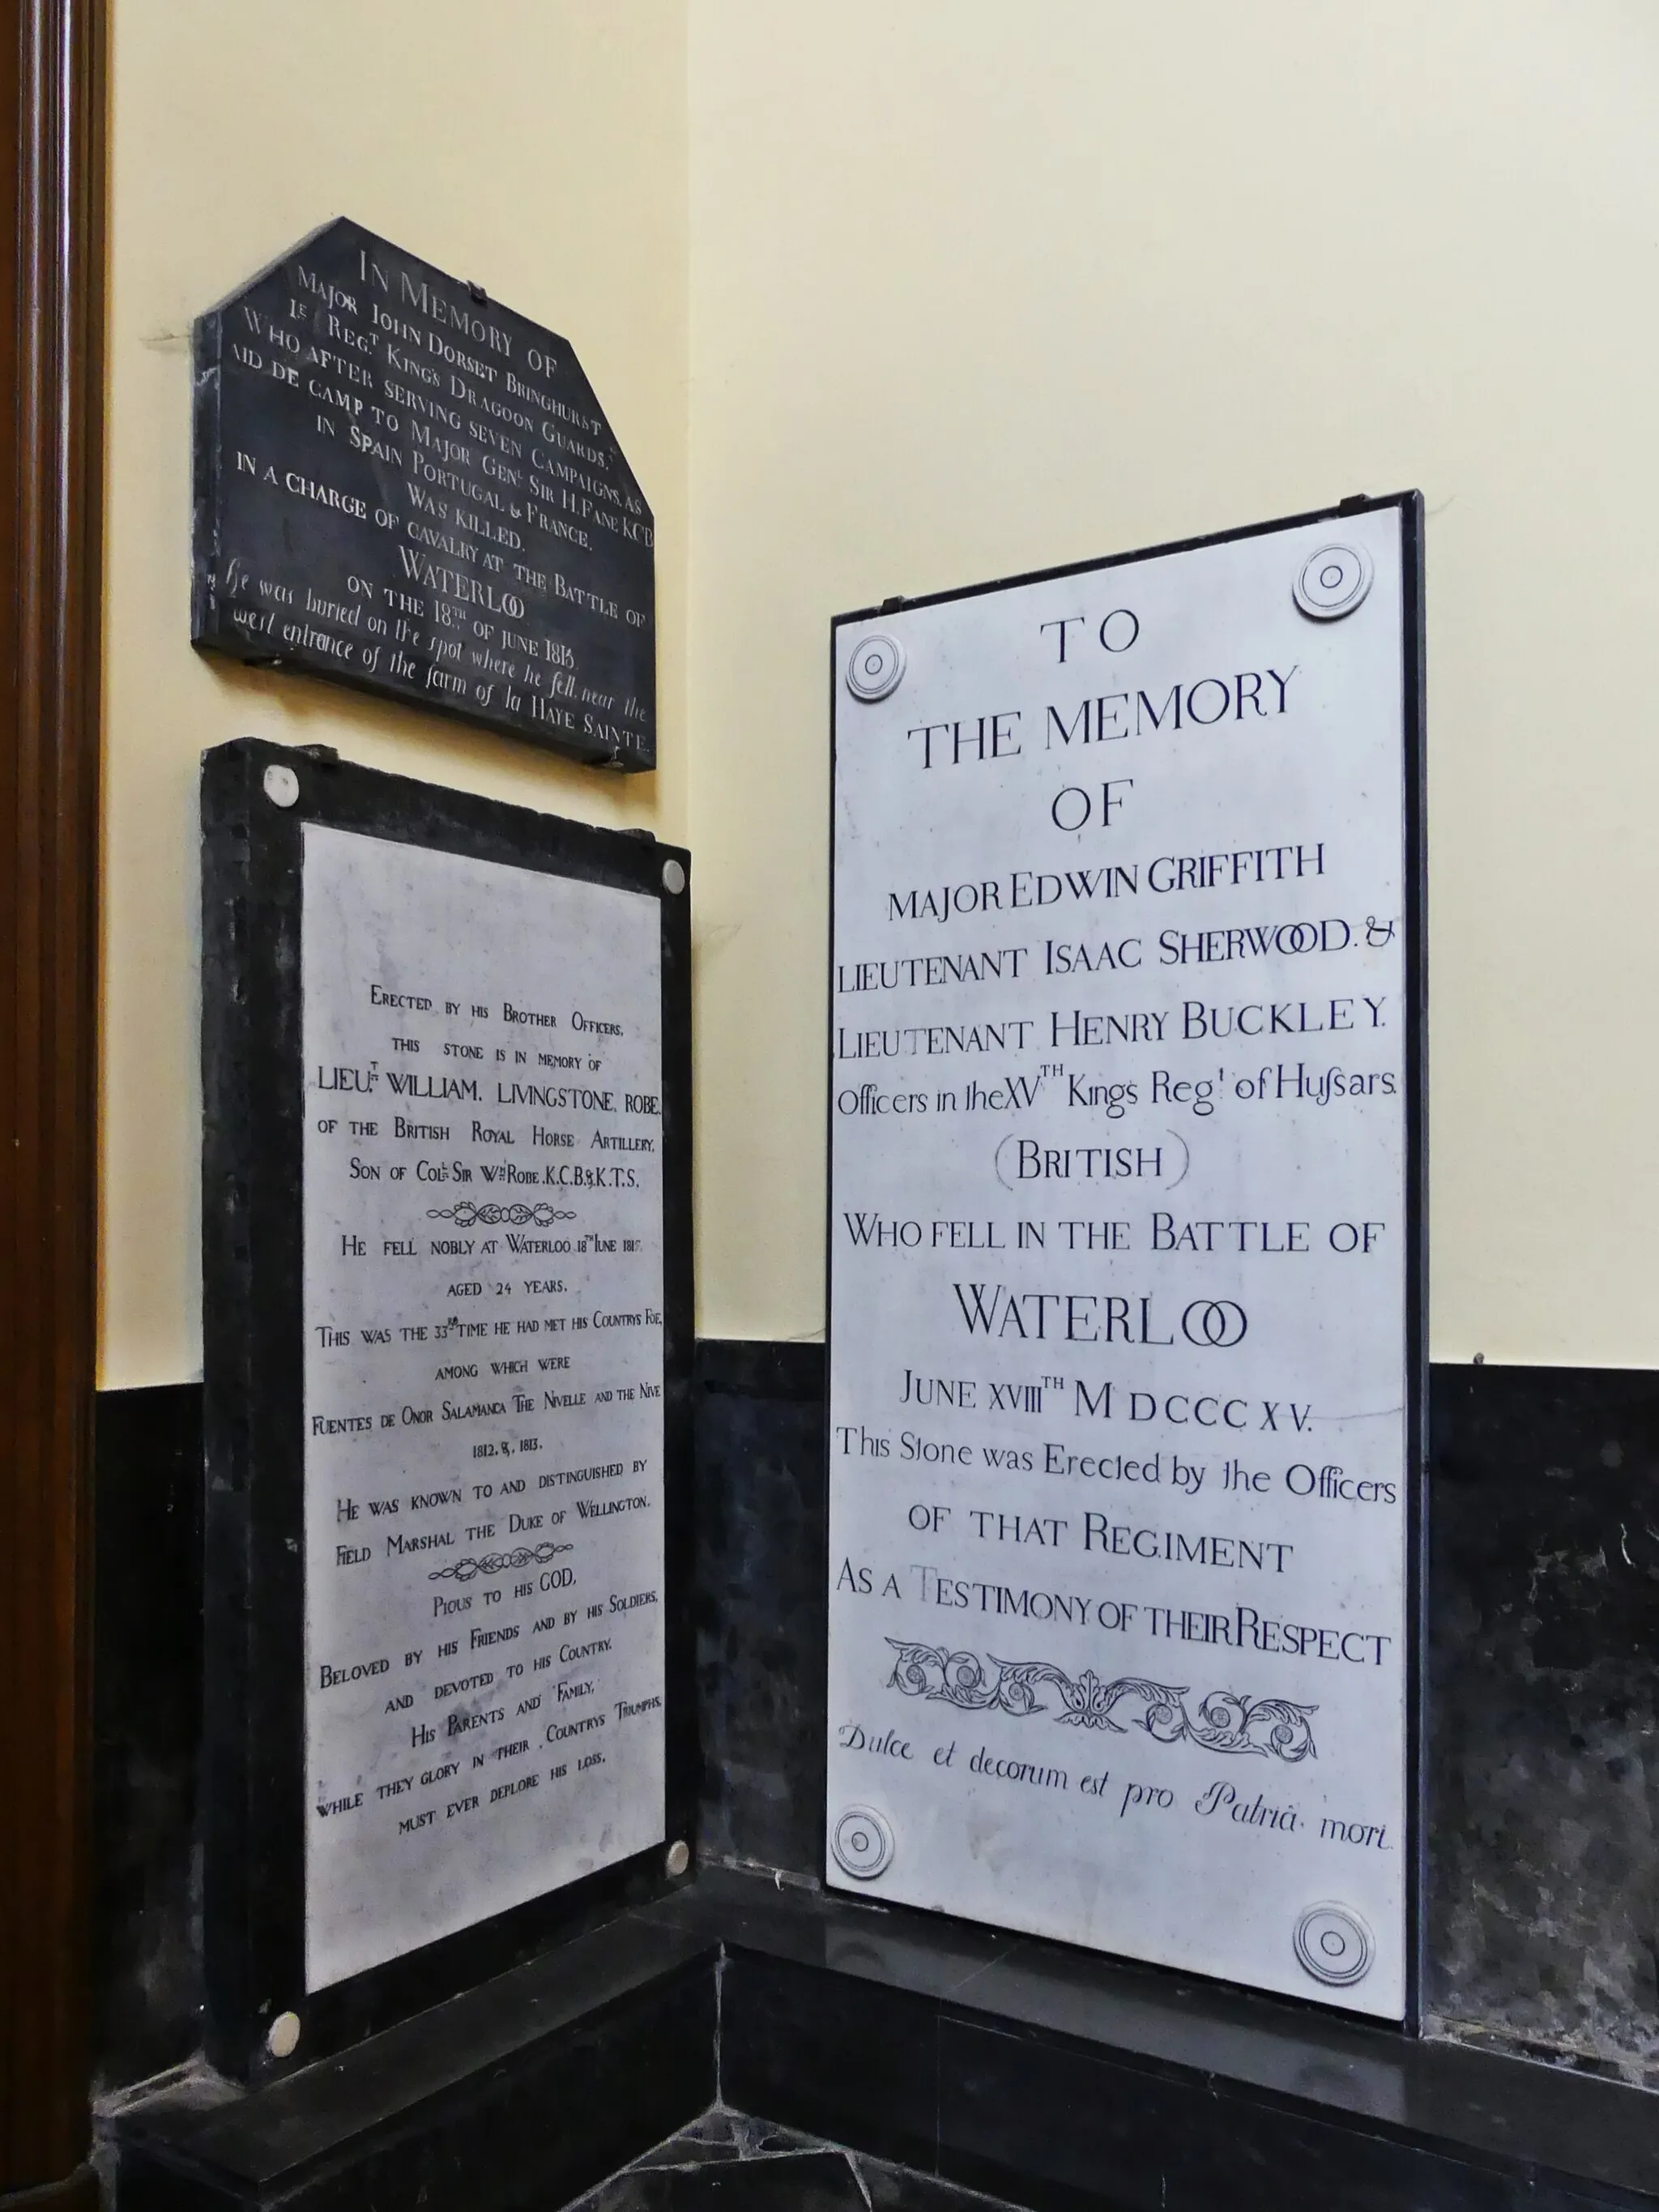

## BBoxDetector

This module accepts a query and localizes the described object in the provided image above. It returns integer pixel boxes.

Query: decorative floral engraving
[429,1541,574,1584]
[886,1640,1316,1761]
[425,1202,575,1227]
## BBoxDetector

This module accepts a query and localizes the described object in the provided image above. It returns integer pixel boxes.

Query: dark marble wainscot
[692,1345,1659,2090]
[93,1383,207,2088]
[1427,1363,1659,2082]
[693,1341,828,1881]
[90,1349,1659,2159]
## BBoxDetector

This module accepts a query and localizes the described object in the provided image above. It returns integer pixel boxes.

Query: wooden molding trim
[0,2168,100,2212]
[0,0,104,2191]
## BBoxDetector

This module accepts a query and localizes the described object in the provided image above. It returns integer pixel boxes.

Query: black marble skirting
[106,1866,1659,2212]
[105,1916,716,2211]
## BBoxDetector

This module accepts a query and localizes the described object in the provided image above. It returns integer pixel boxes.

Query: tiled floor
[566,2109,1018,2212]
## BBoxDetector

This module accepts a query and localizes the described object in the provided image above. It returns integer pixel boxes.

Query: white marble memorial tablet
[826,501,1423,2018]
[301,827,667,1989]
[200,745,691,2073]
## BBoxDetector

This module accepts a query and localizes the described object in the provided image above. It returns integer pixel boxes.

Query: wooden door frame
[1,0,104,2202]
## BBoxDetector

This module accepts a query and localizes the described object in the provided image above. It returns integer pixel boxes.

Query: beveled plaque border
[201,737,696,2077]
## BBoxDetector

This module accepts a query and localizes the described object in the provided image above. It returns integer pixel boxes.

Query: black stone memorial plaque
[193,219,655,769]
[200,740,694,2078]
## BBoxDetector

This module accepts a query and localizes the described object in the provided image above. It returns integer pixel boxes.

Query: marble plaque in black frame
[825,495,1427,2022]
[193,220,655,770]
[201,738,695,2078]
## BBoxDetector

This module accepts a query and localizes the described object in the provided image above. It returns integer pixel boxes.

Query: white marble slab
[827,510,1414,2018]
[301,826,665,1991]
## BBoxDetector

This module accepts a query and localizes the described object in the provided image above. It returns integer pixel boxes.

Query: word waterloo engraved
[827,501,1424,2020]
[201,741,692,2073]
[193,219,655,768]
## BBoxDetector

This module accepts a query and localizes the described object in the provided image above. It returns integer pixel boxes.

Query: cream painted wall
[687,0,1659,1364]
[100,0,688,1387]
[104,2,1659,1377]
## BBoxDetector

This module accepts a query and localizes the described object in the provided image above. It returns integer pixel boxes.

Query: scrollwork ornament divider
[886,1640,1316,1761]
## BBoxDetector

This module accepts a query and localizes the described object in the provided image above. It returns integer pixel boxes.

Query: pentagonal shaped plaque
[193,217,655,770]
